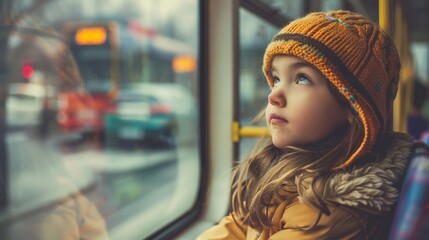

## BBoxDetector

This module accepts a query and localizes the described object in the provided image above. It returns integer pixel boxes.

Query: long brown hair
[231,82,364,230]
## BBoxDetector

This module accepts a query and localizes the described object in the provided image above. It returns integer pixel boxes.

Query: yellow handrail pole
[232,122,270,142]
[379,0,395,131]
[380,0,414,133]
[379,0,392,36]
[395,0,414,133]
[240,126,270,138]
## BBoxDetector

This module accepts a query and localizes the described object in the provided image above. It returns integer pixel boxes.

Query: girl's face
[266,55,348,148]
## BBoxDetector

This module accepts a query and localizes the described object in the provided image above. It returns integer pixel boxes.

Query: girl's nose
[268,88,285,107]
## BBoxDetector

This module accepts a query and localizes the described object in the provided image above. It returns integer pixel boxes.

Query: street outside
[4,128,183,233]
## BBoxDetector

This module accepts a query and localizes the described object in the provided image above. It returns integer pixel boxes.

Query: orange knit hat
[263,10,401,168]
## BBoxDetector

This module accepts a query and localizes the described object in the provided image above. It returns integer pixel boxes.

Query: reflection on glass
[0,0,200,239]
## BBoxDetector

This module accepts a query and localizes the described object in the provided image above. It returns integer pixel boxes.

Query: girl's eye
[272,77,280,87]
[296,74,312,85]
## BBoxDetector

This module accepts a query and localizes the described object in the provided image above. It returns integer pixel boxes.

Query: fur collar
[299,132,415,213]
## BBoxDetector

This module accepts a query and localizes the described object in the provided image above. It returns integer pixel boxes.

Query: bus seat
[388,142,429,240]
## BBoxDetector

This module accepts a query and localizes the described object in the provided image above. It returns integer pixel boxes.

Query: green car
[104,88,176,149]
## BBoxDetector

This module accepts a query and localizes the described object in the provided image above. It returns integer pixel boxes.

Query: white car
[6,82,56,129]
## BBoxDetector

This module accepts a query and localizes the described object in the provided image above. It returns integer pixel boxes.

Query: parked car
[104,84,182,149]
[6,82,56,134]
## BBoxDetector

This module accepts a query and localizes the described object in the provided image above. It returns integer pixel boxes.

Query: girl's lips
[269,113,287,124]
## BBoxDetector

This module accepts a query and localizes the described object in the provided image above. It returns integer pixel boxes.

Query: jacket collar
[299,132,415,213]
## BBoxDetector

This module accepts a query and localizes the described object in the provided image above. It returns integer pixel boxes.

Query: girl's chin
[272,140,289,148]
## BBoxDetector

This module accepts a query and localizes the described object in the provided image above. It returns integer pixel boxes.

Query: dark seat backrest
[389,142,429,240]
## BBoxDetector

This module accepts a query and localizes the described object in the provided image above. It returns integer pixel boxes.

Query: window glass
[320,0,378,22]
[0,0,200,239]
[407,0,429,42]
[320,0,344,11]
[256,0,304,19]
[239,8,278,158]
[411,43,429,141]
[412,43,429,85]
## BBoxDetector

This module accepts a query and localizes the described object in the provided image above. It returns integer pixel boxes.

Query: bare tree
[0,0,52,212]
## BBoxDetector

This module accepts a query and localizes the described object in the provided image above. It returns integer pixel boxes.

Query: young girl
[198,10,417,240]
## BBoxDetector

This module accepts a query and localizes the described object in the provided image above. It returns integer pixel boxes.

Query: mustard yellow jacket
[197,132,414,240]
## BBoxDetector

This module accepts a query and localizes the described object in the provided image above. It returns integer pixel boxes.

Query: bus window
[0,0,201,239]
[256,0,304,19]
[238,8,279,159]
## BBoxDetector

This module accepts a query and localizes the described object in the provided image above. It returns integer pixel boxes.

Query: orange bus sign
[172,55,196,73]
[75,27,107,45]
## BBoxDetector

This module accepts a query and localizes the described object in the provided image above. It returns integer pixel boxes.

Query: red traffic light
[21,64,34,79]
